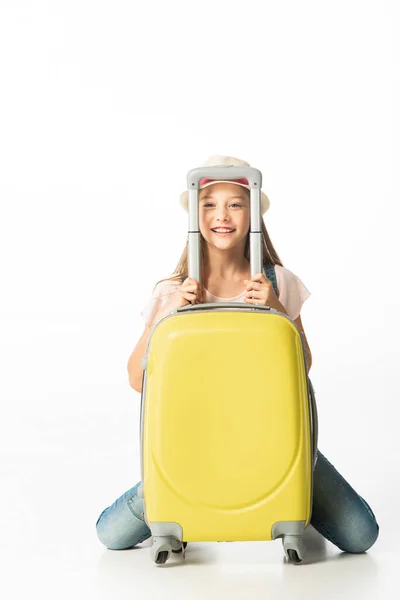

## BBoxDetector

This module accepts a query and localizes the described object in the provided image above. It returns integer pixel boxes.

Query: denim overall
[263,261,279,297]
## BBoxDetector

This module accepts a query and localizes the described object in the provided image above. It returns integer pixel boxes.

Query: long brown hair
[152,189,284,292]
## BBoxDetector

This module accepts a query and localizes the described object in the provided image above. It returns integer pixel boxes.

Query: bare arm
[128,277,206,392]
[268,299,312,373]
[127,298,179,393]
[127,324,153,392]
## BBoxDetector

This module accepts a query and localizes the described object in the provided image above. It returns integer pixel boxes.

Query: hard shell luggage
[139,164,318,565]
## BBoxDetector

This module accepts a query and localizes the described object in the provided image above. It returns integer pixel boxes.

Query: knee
[339,512,380,554]
[96,527,124,550]
[95,506,151,551]
[96,531,137,551]
[95,507,121,549]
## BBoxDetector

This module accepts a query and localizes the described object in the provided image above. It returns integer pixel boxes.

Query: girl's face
[198,182,250,249]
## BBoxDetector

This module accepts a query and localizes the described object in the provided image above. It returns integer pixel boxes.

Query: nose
[216,207,229,221]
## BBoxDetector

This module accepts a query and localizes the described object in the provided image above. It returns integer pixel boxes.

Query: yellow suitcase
[139,164,318,565]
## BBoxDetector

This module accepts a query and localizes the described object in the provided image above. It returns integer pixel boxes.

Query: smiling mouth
[211,229,235,235]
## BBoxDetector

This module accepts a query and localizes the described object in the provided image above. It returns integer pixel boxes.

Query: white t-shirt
[140,264,311,327]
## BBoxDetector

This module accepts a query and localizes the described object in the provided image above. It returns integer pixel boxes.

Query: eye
[202,203,243,208]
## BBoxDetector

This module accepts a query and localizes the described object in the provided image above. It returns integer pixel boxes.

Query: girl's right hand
[150,278,204,329]
[172,277,204,309]
[177,277,203,306]
[160,277,204,315]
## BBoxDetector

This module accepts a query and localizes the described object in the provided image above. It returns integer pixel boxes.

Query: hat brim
[179,180,270,215]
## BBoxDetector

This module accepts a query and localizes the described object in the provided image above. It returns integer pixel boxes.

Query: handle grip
[187,165,262,189]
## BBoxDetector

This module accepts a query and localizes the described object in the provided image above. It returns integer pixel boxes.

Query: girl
[95,155,379,556]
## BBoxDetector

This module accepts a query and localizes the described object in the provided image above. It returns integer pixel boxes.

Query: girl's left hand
[244,273,279,308]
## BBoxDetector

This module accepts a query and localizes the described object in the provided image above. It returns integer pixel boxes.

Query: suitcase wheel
[155,551,169,565]
[151,536,185,564]
[287,549,302,564]
[172,541,188,553]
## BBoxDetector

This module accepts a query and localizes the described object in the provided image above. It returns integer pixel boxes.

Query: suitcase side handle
[307,376,319,467]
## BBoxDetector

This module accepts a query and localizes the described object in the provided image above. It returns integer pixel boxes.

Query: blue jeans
[95,450,379,553]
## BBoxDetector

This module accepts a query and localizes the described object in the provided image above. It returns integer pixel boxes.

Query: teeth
[213,229,233,232]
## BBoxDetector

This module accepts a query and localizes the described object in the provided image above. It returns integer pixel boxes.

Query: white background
[0,1,398,598]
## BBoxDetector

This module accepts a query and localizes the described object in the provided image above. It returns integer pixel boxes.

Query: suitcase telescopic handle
[186,165,264,288]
